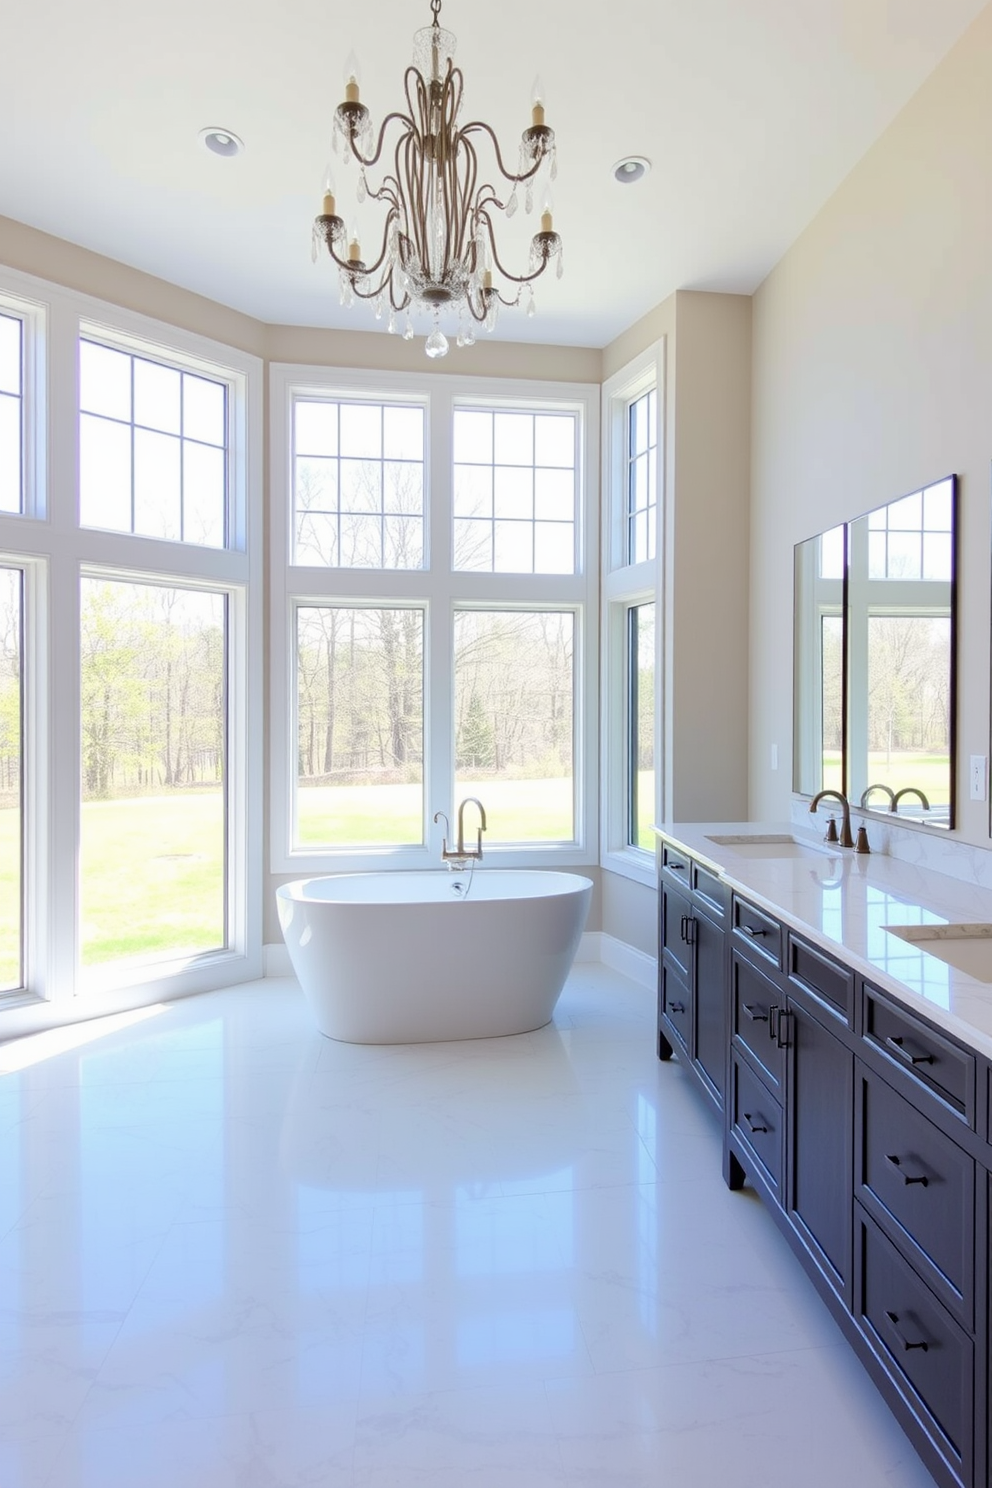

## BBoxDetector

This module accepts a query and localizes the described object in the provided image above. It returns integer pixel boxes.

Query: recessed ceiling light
[199,128,244,159]
[613,156,651,185]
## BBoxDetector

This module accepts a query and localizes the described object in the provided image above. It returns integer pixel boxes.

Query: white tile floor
[0,964,937,1487]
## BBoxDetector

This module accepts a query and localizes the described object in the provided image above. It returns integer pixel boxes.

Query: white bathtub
[276,870,593,1044]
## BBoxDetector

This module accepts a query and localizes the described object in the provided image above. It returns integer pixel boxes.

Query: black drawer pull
[742,1111,768,1135]
[741,1002,768,1023]
[885,1034,935,1068]
[669,861,686,872]
[741,923,768,938]
[669,1000,686,1015]
[884,1309,929,1352]
[772,1007,791,1049]
[884,1153,929,1187]
[679,914,688,943]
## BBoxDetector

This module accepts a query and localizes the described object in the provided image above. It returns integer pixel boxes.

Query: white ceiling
[0,0,987,348]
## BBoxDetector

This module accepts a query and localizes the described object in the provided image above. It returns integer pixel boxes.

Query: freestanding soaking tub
[276,870,593,1044]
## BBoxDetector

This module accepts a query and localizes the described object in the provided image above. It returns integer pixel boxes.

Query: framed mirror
[794,475,957,829]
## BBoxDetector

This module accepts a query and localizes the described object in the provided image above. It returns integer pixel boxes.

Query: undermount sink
[884,923,992,981]
[705,833,840,862]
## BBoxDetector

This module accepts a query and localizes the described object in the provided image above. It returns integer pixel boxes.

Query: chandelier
[312,0,562,358]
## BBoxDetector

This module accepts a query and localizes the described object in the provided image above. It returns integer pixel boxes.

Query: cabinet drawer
[731,1053,783,1197]
[732,896,783,970]
[857,1067,974,1323]
[661,962,690,1052]
[692,862,728,919]
[731,953,786,1093]
[857,1209,973,1481]
[864,989,975,1123]
[788,933,853,1023]
[661,844,691,887]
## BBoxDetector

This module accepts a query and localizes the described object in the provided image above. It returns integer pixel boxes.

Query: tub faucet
[434,798,487,868]
[809,789,855,848]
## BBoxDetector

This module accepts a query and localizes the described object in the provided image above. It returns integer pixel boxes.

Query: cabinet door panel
[787,995,853,1300]
[661,883,692,980]
[732,953,786,1094]
[731,1052,783,1200]
[693,907,726,1103]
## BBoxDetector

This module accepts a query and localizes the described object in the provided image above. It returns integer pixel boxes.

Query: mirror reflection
[794,475,956,830]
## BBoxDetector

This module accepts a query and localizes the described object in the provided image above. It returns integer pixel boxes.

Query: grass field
[298,777,575,846]
[822,752,951,805]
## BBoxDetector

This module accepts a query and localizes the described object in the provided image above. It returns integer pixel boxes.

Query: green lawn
[298,776,574,846]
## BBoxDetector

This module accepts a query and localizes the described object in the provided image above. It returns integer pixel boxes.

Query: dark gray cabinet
[656,834,992,1488]
[658,848,728,1112]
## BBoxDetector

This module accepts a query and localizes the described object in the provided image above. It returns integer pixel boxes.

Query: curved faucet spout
[891,786,930,813]
[456,797,487,858]
[809,789,855,848]
[860,783,895,809]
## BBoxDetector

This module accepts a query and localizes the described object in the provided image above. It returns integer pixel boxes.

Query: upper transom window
[0,313,23,516]
[79,339,228,546]
[453,406,576,574]
[626,387,657,565]
[293,398,425,569]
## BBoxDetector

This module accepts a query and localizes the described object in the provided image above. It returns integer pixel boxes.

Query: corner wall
[750,4,992,840]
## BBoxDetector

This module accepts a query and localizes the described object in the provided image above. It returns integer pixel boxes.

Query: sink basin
[884,923,992,981]
[705,833,840,862]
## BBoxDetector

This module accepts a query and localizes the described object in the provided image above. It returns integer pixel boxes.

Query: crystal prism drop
[463,323,476,347]
[387,309,397,335]
[556,254,563,279]
[526,290,536,318]
[402,313,415,341]
[425,327,449,358]
[357,171,367,204]
[506,189,517,219]
[525,182,533,213]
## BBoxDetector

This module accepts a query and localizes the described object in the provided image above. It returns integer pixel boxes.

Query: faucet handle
[823,815,839,844]
[855,824,871,854]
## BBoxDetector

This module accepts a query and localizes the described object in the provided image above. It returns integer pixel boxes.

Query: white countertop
[655,821,992,1061]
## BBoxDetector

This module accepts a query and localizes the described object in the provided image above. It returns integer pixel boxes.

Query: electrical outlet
[970,754,988,802]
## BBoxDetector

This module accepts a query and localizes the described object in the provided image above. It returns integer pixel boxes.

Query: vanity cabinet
[728,902,854,1304]
[658,846,729,1111]
[656,833,992,1488]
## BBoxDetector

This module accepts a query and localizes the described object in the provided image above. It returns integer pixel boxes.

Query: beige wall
[750,4,992,840]
[599,289,751,954]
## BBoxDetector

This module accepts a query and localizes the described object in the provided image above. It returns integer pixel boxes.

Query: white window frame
[270,364,599,874]
[601,341,664,887]
[0,264,263,1033]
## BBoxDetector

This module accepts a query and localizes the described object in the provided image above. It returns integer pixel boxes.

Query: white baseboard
[264,931,656,990]
[264,942,293,978]
[598,934,657,990]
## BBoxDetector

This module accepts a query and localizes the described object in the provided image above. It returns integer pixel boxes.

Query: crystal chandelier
[312,0,562,358]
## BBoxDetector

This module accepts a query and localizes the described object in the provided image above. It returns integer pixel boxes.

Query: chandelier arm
[478,213,552,287]
[346,106,417,172]
[460,120,548,186]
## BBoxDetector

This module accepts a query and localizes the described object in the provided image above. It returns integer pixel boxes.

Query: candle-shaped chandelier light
[312,0,562,358]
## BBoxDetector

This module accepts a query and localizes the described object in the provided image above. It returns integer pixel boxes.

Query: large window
[272,368,598,871]
[601,345,663,883]
[454,609,575,843]
[295,604,424,848]
[79,578,228,969]
[0,268,261,1021]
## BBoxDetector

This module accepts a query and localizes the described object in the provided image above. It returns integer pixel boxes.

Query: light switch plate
[970,754,988,802]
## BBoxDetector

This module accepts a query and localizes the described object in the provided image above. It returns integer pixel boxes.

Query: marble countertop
[655,820,992,1061]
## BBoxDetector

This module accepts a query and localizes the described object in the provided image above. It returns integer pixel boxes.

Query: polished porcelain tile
[0,967,938,1487]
